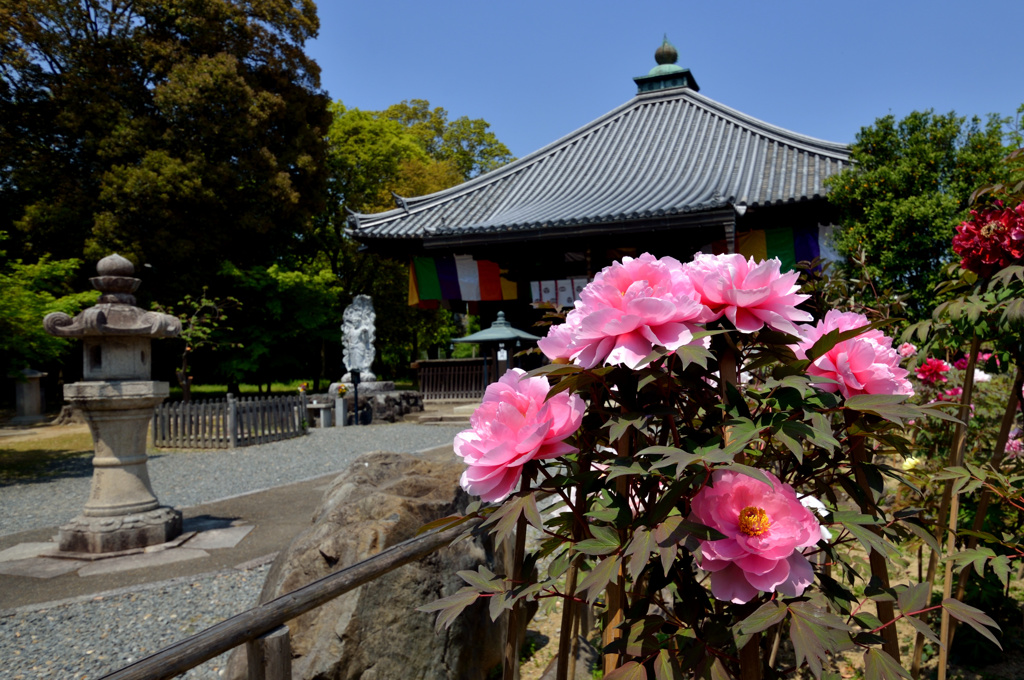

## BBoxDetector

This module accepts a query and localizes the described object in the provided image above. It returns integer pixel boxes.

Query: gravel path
[0,423,464,680]
[1,423,464,537]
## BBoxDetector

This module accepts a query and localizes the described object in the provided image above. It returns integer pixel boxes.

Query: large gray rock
[228,450,508,680]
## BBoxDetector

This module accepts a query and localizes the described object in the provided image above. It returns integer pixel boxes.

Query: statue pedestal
[57,381,181,553]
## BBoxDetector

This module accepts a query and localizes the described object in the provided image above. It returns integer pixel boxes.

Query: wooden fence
[97,518,482,680]
[415,358,488,401]
[152,393,308,449]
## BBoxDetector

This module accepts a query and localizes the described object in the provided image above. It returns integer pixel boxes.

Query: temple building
[349,38,851,323]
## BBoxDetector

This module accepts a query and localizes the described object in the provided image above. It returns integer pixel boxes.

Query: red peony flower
[952,201,1024,277]
[916,357,951,384]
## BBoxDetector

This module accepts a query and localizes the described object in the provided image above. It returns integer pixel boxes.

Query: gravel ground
[1,423,464,537]
[0,423,464,680]
[0,564,271,680]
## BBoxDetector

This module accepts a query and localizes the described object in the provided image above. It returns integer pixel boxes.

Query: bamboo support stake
[555,557,580,680]
[936,337,982,680]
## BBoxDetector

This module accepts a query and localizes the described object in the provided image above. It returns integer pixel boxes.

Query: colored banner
[413,257,441,300]
[435,255,461,300]
[737,230,767,262]
[478,260,503,301]
[765,227,796,272]
[454,254,480,301]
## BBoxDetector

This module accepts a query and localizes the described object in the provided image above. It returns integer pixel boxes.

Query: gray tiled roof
[350,86,851,243]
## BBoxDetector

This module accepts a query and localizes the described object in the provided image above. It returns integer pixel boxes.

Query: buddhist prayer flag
[478,259,503,301]
[793,226,821,264]
[413,257,441,301]
[765,227,796,272]
[454,254,480,301]
[737,229,767,262]
[435,255,460,300]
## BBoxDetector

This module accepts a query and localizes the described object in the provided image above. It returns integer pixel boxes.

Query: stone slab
[0,542,61,563]
[77,548,209,577]
[183,525,253,550]
[0,556,86,578]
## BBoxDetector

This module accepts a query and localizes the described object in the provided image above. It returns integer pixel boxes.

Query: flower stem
[503,465,534,680]
[937,335,982,680]
[846,412,900,662]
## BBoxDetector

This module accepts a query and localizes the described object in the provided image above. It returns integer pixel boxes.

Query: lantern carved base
[58,506,182,554]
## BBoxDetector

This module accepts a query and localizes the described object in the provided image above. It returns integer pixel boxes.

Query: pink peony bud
[898,342,917,358]
[454,369,585,502]
[794,311,913,398]
[689,470,823,604]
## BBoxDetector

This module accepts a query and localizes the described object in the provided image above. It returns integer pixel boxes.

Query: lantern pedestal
[57,381,181,553]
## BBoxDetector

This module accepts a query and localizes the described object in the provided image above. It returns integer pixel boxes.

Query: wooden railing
[415,358,488,401]
[98,518,481,680]
[152,393,308,449]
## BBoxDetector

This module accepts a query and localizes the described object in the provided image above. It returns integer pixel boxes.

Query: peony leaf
[942,598,1002,648]
[577,522,622,557]
[577,555,621,604]
[709,658,736,680]
[457,566,503,593]
[863,648,912,680]
[675,343,714,370]
[625,528,657,581]
[845,394,919,425]
[897,582,930,616]
[418,587,480,632]
[738,600,787,635]
[905,615,940,645]
[417,514,472,534]
[788,602,849,678]
[604,661,647,680]
[653,649,684,680]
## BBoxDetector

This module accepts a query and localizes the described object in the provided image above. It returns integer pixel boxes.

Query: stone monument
[43,254,182,554]
[341,294,377,383]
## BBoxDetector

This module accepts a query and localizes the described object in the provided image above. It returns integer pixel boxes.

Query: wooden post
[227,393,238,449]
[245,625,291,680]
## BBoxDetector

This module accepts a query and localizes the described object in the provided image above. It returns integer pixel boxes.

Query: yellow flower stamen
[738,506,771,537]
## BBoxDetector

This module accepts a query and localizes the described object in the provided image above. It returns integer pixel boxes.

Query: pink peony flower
[683,253,812,336]
[689,470,823,604]
[794,311,913,398]
[454,369,585,502]
[538,253,708,369]
[916,357,951,385]
[898,342,917,359]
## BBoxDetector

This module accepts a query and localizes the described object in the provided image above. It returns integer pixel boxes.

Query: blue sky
[306,0,1023,159]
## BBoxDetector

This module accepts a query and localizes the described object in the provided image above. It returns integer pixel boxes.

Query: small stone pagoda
[43,254,182,554]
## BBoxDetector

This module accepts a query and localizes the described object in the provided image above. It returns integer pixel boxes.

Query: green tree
[0,0,330,301]
[153,289,240,402]
[825,110,1008,319]
[380,99,514,180]
[305,99,512,379]
[0,233,98,377]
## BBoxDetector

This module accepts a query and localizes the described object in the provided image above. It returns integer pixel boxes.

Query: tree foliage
[0,0,331,300]
[825,110,1008,319]
[0,233,98,375]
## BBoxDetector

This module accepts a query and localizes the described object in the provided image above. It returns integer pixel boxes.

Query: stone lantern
[43,254,182,554]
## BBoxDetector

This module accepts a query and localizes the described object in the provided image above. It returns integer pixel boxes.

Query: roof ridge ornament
[633,35,699,94]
